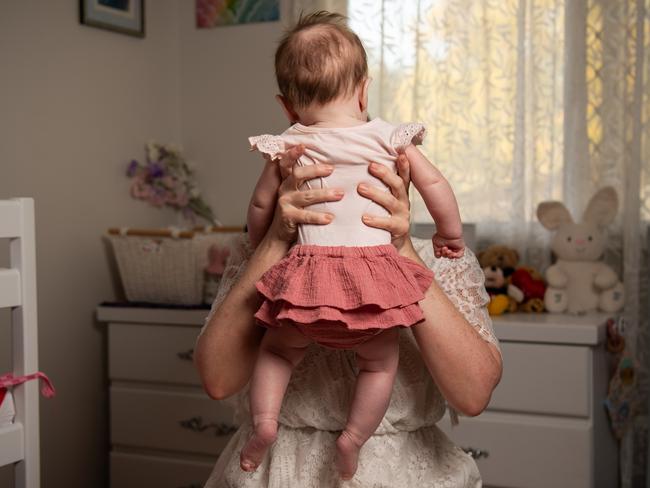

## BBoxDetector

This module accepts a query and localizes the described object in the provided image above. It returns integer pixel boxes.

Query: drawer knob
[179,415,238,436]
[462,447,489,459]
[177,348,194,361]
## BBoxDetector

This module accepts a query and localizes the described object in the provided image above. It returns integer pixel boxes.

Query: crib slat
[0,201,21,238]
[0,268,21,308]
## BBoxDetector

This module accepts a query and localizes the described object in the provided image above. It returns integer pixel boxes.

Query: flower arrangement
[127,141,216,225]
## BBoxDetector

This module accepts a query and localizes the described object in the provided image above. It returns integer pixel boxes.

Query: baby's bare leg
[336,328,399,480]
[240,324,311,472]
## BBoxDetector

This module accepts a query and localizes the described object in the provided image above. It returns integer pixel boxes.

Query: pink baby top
[249,118,425,247]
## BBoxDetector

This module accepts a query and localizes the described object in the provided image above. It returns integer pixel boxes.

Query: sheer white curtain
[286,1,649,484]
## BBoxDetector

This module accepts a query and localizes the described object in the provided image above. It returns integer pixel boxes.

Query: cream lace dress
[199,236,500,488]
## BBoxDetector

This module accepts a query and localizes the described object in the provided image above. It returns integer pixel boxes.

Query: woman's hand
[263,144,343,245]
[357,154,413,254]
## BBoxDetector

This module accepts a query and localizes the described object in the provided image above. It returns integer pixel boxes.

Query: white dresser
[97,306,236,488]
[98,307,618,487]
[440,313,618,488]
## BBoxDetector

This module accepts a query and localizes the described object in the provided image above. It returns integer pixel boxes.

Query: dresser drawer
[441,411,592,488]
[110,386,237,456]
[109,323,200,385]
[110,451,214,488]
[489,342,590,416]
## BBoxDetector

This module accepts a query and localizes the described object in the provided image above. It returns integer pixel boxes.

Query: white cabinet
[440,313,618,488]
[98,307,618,487]
[97,306,235,488]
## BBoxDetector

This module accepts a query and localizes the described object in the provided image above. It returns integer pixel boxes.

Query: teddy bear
[536,186,624,314]
[478,245,520,315]
[478,245,547,315]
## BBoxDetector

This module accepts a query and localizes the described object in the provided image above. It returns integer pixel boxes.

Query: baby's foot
[240,419,278,472]
[335,430,363,480]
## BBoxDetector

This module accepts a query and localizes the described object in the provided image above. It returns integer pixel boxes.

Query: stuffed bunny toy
[536,186,624,314]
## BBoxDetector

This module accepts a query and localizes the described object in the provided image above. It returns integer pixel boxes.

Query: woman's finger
[277,144,305,178]
[279,163,333,194]
[282,205,334,225]
[357,183,403,214]
[291,163,333,184]
[284,188,344,208]
[278,144,305,168]
[361,214,409,237]
[396,154,411,192]
[367,162,409,203]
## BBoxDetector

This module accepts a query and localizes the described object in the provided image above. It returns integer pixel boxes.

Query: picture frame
[79,0,145,38]
[196,0,279,28]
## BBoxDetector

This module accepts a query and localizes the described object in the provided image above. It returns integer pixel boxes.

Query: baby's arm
[247,158,282,247]
[404,145,465,258]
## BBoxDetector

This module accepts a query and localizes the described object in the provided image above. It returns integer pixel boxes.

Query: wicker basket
[107,227,242,305]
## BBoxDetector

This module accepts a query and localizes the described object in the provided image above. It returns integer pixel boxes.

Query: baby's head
[275,11,369,122]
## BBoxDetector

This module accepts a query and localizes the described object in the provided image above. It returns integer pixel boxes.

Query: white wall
[178,1,286,225]
[0,1,181,486]
[0,2,287,485]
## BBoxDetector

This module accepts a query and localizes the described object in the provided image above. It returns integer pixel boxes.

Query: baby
[241,11,465,480]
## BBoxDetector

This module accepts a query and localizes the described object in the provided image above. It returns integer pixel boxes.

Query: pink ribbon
[0,372,55,398]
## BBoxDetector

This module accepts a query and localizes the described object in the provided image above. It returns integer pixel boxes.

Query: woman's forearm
[402,242,502,416]
[194,236,288,399]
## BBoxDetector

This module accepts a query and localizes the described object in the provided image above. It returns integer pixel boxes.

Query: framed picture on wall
[80,0,145,38]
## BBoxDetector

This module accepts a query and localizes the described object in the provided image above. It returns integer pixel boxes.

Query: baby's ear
[275,94,300,124]
[358,78,372,114]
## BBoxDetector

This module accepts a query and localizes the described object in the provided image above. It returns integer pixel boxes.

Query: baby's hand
[432,233,465,259]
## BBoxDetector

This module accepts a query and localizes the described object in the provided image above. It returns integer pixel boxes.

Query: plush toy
[536,186,624,314]
[478,245,520,315]
[510,267,546,313]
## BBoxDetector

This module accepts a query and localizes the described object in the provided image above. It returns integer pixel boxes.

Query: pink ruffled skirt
[255,244,434,349]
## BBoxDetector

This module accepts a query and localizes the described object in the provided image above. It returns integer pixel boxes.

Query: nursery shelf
[0,422,24,467]
[0,268,21,308]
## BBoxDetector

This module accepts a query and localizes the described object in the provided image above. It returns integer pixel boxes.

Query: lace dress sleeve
[412,238,500,350]
[249,134,285,161]
[390,123,427,151]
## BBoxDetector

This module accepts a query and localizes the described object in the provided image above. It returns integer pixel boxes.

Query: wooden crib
[0,198,41,487]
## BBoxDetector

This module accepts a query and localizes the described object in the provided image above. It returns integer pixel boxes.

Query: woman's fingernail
[362,215,372,222]
[323,164,334,171]
[358,184,368,192]
[324,214,334,222]
[334,190,344,198]
[368,162,377,170]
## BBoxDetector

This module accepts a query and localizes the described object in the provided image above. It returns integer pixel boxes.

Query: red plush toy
[510,267,547,312]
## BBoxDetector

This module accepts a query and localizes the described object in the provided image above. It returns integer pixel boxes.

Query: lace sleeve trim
[249,134,285,161]
[390,123,427,151]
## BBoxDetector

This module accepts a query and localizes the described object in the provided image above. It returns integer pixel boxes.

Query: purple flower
[126,160,139,177]
[148,162,165,179]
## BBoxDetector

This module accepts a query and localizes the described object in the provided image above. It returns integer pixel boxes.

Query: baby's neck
[297,98,367,128]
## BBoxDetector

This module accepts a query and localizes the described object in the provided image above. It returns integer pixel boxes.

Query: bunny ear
[537,201,573,230]
[584,186,618,227]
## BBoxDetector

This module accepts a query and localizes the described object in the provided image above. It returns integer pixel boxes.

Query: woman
[195,148,503,487]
